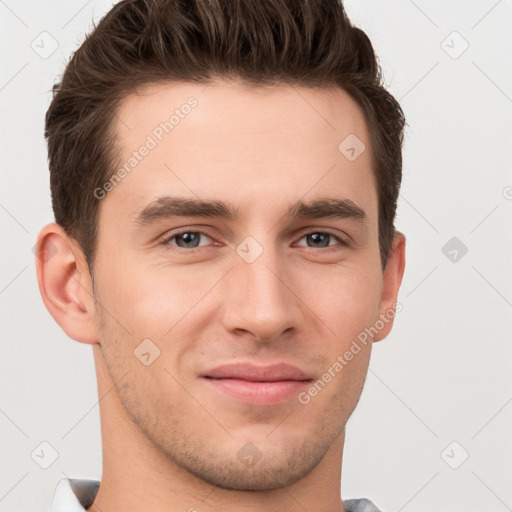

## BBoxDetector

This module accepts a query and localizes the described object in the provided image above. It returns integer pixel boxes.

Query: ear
[373,231,406,342]
[34,223,98,345]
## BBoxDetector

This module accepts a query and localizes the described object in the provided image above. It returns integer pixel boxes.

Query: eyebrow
[132,196,368,227]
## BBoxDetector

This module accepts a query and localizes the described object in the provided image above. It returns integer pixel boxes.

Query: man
[35,0,406,511]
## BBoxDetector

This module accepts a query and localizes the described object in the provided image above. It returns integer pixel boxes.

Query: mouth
[201,363,313,405]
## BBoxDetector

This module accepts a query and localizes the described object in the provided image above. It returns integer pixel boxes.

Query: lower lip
[203,378,311,405]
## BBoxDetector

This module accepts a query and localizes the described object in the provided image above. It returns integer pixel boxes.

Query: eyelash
[159,228,349,253]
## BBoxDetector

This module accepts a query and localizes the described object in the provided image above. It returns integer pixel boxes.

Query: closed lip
[201,362,312,382]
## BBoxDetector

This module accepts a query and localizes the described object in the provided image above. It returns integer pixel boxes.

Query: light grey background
[1,1,511,511]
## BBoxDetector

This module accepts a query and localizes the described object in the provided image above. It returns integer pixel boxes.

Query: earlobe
[34,223,98,345]
[373,232,406,343]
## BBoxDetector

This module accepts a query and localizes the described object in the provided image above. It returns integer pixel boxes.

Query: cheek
[300,262,382,341]
[95,249,210,337]
[301,269,377,409]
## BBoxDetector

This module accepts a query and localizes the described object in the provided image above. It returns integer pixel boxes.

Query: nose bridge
[223,235,298,341]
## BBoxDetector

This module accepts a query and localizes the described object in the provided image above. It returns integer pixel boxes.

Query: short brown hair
[45,0,405,271]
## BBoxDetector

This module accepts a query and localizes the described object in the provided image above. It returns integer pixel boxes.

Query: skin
[36,80,405,512]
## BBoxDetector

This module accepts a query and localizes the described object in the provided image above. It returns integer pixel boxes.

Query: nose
[221,241,301,342]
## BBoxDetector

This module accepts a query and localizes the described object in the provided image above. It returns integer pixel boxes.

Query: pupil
[308,233,329,247]
[177,232,199,248]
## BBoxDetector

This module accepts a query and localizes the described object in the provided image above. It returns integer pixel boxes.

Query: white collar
[49,478,100,512]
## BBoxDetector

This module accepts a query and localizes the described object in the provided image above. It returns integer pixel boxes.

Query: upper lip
[202,363,312,382]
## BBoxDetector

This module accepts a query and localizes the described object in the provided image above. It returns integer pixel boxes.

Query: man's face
[92,80,392,490]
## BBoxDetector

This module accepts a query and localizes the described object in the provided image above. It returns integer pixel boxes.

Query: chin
[165,432,333,492]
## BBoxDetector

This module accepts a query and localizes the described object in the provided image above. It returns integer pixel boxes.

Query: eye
[160,229,348,252]
[163,230,213,249]
[295,231,347,250]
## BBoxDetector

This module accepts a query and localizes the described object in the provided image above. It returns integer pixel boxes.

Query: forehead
[103,80,376,225]
[114,80,371,153]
